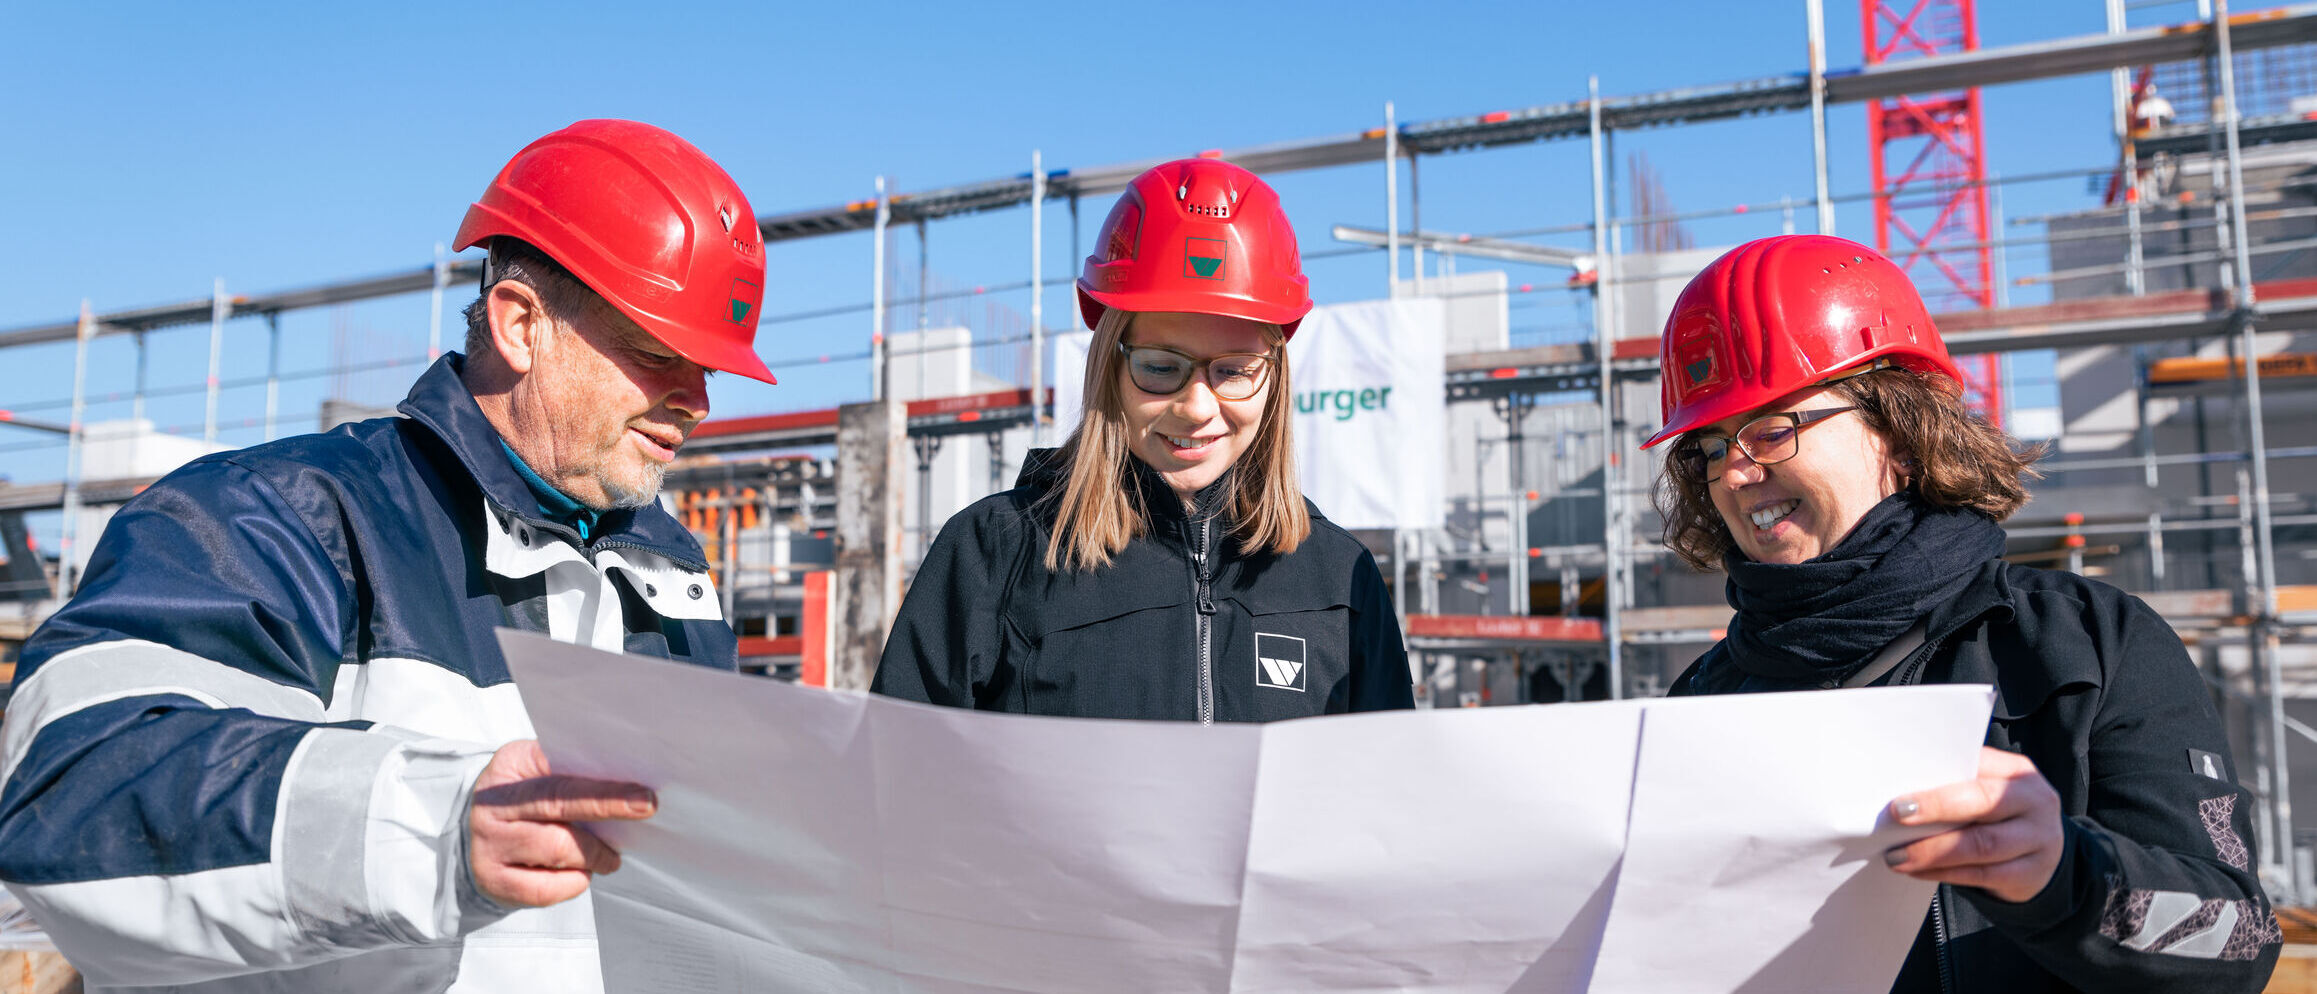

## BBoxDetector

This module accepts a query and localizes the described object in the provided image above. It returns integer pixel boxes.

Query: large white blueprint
[499,630,1992,994]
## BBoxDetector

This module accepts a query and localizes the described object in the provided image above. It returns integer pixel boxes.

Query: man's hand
[1881,746,2066,904]
[468,739,656,908]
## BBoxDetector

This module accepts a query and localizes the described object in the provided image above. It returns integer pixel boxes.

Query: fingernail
[1883,847,1908,867]
[1891,798,1919,819]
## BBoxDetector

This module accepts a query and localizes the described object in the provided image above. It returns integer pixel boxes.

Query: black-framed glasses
[1118,342,1276,401]
[1674,407,1857,477]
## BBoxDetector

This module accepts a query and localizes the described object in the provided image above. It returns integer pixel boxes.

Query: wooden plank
[1405,614,1603,642]
[1444,343,1588,373]
[2150,353,2317,385]
[734,636,802,658]
[2268,943,2317,994]
[2281,586,2317,616]
[0,951,78,994]
[2142,589,2240,619]
[687,407,840,441]
[800,570,830,688]
[1620,605,1734,633]
[1936,288,2221,333]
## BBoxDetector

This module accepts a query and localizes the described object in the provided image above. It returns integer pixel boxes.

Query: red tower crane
[1863,0,2003,425]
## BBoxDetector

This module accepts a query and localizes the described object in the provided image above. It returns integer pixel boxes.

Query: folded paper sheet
[499,631,1991,994]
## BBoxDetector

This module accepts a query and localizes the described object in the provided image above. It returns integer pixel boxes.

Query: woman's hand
[1882,746,2066,904]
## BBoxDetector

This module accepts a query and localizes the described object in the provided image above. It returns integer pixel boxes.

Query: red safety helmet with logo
[1078,158,1312,337]
[455,119,778,384]
[1641,235,1963,448]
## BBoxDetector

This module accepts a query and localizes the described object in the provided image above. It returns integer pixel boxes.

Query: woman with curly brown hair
[1645,235,2278,993]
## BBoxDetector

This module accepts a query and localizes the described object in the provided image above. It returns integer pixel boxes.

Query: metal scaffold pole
[2215,0,2296,902]
[131,331,147,424]
[916,221,929,337]
[1031,149,1046,447]
[1808,0,1836,235]
[1411,154,1424,295]
[1590,75,1625,700]
[205,278,226,443]
[57,301,94,600]
[1385,101,1399,294]
[872,176,890,404]
[264,313,281,442]
[2107,0,2149,297]
[1393,529,1409,626]
[428,242,447,359]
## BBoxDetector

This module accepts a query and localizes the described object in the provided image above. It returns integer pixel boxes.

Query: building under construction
[10,0,2317,915]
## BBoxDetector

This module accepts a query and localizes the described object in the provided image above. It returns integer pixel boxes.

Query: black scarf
[1720,492,2005,688]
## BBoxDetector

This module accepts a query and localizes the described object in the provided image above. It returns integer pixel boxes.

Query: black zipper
[592,538,710,574]
[1891,635,1944,688]
[1898,644,1956,994]
[490,495,712,574]
[1193,517,1216,726]
[1932,887,1956,994]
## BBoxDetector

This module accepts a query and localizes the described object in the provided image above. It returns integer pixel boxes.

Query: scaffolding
[6,0,2317,904]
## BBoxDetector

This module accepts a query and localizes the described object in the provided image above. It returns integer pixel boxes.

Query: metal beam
[1331,225,1595,271]
[0,412,71,435]
[7,6,2312,339]
[746,5,2317,245]
[0,475,164,514]
[2136,112,2317,158]
[1826,4,2317,103]
[0,260,485,350]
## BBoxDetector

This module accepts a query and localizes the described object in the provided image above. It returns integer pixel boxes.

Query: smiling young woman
[1644,235,2279,994]
[871,158,1412,723]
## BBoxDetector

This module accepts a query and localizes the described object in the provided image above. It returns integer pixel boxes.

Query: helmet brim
[1077,281,1312,336]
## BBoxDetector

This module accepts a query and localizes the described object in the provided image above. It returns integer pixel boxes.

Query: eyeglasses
[1118,342,1275,401]
[1674,407,1857,477]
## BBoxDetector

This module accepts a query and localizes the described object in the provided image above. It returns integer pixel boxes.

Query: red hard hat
[455,119,777,384]
[1077,158,1313,338]
[1641,235,1963,448]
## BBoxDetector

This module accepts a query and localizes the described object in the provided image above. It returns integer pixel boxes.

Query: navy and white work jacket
[0,354,736,992]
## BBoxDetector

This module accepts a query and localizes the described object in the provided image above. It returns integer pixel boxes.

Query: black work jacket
[872,452,1413,721]
[1675,560,2280,994]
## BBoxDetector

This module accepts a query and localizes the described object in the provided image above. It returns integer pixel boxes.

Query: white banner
[1288,297,1447,530]
[1050,330,1092,438]
[1048,299,1447,531]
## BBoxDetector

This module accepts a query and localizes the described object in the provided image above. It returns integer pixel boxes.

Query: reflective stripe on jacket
[0,354,735,992]
[1677,559,2281,993]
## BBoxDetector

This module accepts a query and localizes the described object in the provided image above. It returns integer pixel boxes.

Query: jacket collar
[1928,559,2107,721]
[1016,446,1235,528]
[1129,455,1234,527]
[1923,557,2016,643]
[396,353,706,570]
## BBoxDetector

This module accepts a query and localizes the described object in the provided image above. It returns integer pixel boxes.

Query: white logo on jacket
[1255,633,1307,692]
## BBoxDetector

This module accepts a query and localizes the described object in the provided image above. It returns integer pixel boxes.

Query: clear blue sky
[0,0,2180,538]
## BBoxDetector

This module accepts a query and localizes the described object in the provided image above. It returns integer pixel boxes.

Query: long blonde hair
[1042,308,1311,572]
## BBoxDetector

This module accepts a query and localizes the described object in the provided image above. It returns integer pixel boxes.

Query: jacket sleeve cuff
[1961,815,2093,933]
[453,769,521,925]
[278,728,504,948]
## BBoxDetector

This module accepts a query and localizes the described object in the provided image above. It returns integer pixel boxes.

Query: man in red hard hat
[0,120,772,993]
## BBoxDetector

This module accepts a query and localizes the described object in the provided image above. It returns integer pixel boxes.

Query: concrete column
[832,399,905,691]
